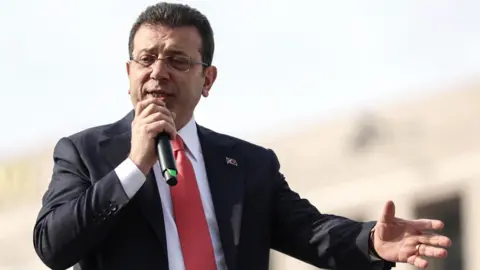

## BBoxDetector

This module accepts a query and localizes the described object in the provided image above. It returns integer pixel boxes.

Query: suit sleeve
[268,149,395,270]
[33,137,141,270]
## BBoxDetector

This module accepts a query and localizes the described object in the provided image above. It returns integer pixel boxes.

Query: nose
[149,58,170,81]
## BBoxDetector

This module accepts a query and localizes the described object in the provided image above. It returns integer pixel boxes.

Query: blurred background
[1,0,479,269]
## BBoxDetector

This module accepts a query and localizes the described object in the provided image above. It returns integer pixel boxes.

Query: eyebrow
[133,46,202,62]
[135,47,156,55]
[165,48,188,56]
[136,46,189,55]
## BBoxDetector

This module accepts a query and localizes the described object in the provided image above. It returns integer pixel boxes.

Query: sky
[0,0,479,158]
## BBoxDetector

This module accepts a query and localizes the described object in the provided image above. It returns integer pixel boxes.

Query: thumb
[379,200,396,223]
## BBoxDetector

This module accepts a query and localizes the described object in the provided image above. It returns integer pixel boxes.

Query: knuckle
[153,104,164,114]
[138,99,149,111]
[405,237,416,246]
[136,101,143,110]
[153,111,164,120]
[153,105,165,113]
[151,120,165,132]
[158,119,168,126]
[153,100,164,106]
[145,104,155,113]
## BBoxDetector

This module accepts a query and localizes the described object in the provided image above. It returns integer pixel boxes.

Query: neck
[175,113,193,131]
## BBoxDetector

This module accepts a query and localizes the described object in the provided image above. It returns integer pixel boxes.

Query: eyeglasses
[130,54,208,72]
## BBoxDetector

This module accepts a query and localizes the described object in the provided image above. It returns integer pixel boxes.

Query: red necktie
[170,136,217,270]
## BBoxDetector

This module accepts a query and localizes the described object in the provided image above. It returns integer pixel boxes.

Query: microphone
[155,132,178,186]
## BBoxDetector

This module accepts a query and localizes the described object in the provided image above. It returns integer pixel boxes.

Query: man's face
[127,24,216,127]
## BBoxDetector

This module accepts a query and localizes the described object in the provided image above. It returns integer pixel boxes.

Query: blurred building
[0,81,478,270]
[0,149,53,269]
[264,80,480,270]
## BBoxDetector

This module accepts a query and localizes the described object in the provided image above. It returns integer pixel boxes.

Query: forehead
[133,24,202,56]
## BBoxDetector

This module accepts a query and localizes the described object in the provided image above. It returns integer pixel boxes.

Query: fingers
[143,110,175,128]
[133,98,176,139]
[379,200,396,223]
[141,111,177,139]
[417,234,452,248]
[138,100,173,120]
[129,98,176,175]
[406,244,447,269]
[404,238,449,269]
[145,121,177,140]
[410,219,444,231]
[417,243,448,258]
[407,255,429,269]
[135,97,167,117]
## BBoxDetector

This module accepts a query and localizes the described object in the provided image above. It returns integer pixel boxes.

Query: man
[33,2,451,270]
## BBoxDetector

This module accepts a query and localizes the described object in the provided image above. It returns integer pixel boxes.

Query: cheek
[132,70,150,85]
[180,80,203,102]
[130,71,150,93]
[168,73,203,107]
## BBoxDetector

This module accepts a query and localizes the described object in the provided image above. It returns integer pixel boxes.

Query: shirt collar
[177,116,201,161]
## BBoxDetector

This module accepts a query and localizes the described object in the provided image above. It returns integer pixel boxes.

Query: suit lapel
[198,125,245,270]
[99,111,168,257]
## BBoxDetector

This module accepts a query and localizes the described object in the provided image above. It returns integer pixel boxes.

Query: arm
[268,149,394,270]
[33,137,145,270]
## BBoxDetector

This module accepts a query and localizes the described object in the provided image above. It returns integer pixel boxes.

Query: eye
[138,54,157,66]
[167,55,191,71]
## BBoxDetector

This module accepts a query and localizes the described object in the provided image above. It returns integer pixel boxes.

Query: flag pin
[226,157,238,166]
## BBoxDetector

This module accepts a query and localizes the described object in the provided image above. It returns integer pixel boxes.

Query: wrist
[369,228,382,260]
[128,155,151,176]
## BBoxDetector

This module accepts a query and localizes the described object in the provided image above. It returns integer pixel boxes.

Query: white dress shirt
[114,117,227,270]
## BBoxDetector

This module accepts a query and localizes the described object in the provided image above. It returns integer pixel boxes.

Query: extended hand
[372,201,451,269]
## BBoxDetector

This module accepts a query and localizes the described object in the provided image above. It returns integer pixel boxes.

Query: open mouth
[146,91,173,100]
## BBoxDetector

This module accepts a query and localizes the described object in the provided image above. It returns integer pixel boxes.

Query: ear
[126,61,131,76]
[202,66,217,97]
[126,61,131,95]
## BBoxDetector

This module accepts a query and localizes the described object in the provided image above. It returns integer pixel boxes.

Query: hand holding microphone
[128,98,177,184]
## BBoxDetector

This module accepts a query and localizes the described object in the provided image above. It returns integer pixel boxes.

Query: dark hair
[128,2,215,66]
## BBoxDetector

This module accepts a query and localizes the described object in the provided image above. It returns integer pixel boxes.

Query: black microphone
[155,132,178,186]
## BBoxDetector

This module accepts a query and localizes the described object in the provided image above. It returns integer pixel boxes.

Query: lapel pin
[226,157,238,166]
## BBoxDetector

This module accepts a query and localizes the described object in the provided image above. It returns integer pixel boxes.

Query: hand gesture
[372,201,452,269]
[129,98,176,175]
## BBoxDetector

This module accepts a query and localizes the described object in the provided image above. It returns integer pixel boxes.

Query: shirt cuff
[115,158,147,199]
[357,221,396,269]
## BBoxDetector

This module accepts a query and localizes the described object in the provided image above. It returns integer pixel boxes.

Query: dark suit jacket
[33,111,394,270]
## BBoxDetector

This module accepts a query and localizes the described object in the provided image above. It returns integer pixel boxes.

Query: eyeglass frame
[129,53,209,72]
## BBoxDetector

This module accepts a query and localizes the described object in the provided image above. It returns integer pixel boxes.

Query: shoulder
[198,125,280,168]
[66,123,113,144]
[55,111,132,153]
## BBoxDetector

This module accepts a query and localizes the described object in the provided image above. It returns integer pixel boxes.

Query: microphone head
[164,169,178,186]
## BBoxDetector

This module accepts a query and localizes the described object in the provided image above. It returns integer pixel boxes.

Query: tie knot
[171,135,185,152]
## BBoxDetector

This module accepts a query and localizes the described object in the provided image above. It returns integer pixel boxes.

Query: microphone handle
[155,132,178,186]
